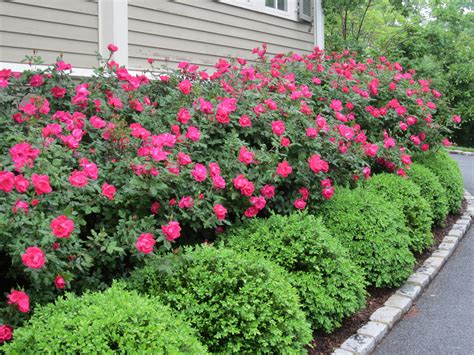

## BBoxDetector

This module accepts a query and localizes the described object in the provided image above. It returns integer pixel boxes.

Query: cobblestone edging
[448,149,474,156]
[332,190,474,355]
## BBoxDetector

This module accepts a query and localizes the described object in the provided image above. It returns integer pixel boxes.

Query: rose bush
[0,44,460,331]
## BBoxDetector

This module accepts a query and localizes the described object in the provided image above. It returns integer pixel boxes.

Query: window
[265,0,287,11]
[218,0,299,21]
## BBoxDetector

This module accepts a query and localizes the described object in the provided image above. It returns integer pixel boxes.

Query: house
[0,0,324,74]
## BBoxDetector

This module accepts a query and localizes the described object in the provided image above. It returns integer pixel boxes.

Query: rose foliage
[0,45,460,330]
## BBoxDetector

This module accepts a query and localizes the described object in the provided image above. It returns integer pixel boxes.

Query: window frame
[217,0,299,21]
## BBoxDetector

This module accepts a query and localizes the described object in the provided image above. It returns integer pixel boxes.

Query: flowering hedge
[0,44,460,332]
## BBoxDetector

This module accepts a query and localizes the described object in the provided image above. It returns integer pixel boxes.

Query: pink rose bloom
[107,43,118,52]
[29,74,44,87]
[294,198,306,210]
[7,290,29,313]
[178,196,194,209]
[0,324,13,344]
[212,175,226,189]
[238,146,254,165]
[232,174,247,189]
[271,120,286,136]
[250,195,266,210]
[90,115,106,129]
[452,115,461,124]
[191,163,207,182]
[185,126,201,142]
[13,200,29,214]
[151,201,161,214]
[80,160,98,180]
[330,99,343,112]
[136,233,156,254]
[322,186,335,200]
[102,182,116,200]
[308,155,329,174]
[244,206,259,218]
[260,184,275,199]
[306,127,318,138]
[50,215,74,238]
[178,79,192,95]
[21,246,46,269]
[280,137,290,147]
[299,187,309,200]
[364,144,379,157]
[31,174,52,195]
[0,171,15,192]
[177,152,192,165]
[241,181,255,197]
[51,86,67,99]
[401,154,412,165]
[54,275,66,289]
[177,108,191,124]
[276,161,293,178]
[213,204,227,220]
[162,221,181,241]
[209,162,221,177]
[239,115,252,127]
[69,170,88,188]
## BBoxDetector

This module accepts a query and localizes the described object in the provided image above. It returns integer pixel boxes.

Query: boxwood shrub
[127,245,312,353]
[319,187,415,287]
[407,163,449,226]
[218,213,366,333]
[1,283,207,354]
[364,174,433,253]
[415,151,464,214]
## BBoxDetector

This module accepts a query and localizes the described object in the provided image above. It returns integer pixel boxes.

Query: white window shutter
[298,0,312,22]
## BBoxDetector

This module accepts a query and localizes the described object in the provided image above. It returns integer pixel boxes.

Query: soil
[308,199,467,354]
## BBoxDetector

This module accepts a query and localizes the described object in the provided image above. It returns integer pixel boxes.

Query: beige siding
[0,0,99,68]
[128,0,314,70]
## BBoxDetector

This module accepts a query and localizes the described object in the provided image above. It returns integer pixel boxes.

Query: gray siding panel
[128,0,314,70]
[0,1,98,68]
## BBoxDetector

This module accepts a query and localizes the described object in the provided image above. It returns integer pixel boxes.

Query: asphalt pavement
[374,154,474,355]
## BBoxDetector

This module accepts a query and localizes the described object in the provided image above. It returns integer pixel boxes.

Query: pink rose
[51,215,74,238]
[294,198,307,210]
[322,186,335,200]
[177,152,192,165]
[69,170,88,188]
[241,181,255,197]
[7,290,29,313]
[107,43,118,52]
[0,324,13,344]
[29,74,44,87]
[136,233,156,254]
[330,99,343,111]
[209,162,221,177]
[151,201,161,214]
[102,182,116,200]
[308,155,329,174]
[238,146,254,165]
[178,196,194,209]
[162,221,181,241]
[250,195,266,210]
[0,171,15,192]
[54,275,66,289]
[31,174,52,195]
[177,108,191,124]
[185,126,201,142]
[244,206,259,218]
[178,79,192,95]
[90,115,106,129]
[260,185,275,199]
[276,161,293,178]
[271,120,286,136]
[213,204,227,220]
[191,163,207,182]
[22,247,46,269]
[280,137,290,147]
[212,175,226,189]
[239,115,252,127]
[13,200,29,214]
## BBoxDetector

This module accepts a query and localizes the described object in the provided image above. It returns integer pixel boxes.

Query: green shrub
[407,163,449,226]
[127,245,312,353]
[1,283,207,354]
[319,187,415,287]
[218,213,366,333]
[364,174,433,253]
[415,151,464,214]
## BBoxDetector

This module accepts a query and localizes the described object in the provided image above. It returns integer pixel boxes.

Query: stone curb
[333,189,474,355]
[448,149,474,156]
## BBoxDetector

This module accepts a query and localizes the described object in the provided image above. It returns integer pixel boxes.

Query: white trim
[313,0,324,49]
[218,0,299,21]
[98,0,128,67]
[0,62,152,78]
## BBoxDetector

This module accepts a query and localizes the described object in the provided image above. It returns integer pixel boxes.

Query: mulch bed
[308,199,468,354]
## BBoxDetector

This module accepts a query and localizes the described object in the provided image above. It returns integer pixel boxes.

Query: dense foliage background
[324,0,474,146]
